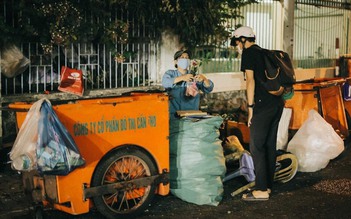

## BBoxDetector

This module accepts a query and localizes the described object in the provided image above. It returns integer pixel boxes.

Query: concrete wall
[201,67,336,115]
[158,30,184,83]
[205,67,335,94]
[294,68,335,81]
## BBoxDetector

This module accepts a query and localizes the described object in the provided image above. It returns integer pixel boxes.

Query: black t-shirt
[241,44,283,109]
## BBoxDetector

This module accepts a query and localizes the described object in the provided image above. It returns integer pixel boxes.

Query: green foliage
[0,0,258,50]
[0,0,130,52]
[158,0,256,48]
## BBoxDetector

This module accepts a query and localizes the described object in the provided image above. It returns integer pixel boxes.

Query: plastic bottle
[11,154,32,171]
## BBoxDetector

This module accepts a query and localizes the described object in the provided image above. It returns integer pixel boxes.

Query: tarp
[169,116,226,206]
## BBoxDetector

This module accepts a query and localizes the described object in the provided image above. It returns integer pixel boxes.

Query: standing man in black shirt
[232,26,284,201]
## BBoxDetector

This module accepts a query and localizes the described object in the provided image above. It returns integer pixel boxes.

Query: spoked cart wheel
[91,146,157,219]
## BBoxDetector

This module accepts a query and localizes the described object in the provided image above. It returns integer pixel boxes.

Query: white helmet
[233,26,256,39]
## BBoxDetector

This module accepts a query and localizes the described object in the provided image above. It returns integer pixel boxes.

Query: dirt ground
[1,142,351,219]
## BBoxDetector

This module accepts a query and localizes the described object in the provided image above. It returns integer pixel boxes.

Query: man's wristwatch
[248,104,254,108]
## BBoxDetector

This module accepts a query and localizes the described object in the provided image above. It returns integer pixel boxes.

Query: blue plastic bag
[36,100,85,175]
[343,81,351,101]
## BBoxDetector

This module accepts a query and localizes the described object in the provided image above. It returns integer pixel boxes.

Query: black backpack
[258,48,296,99]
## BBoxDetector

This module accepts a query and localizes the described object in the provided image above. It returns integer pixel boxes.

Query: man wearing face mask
[231,26,284,201]
[162,50,214,119]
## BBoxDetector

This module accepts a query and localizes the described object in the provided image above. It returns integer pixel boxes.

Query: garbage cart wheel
[92,146,157,219]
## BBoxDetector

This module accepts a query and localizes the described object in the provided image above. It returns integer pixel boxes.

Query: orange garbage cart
[9,92,170,218]
[285,78,349,139]
[224,78,349,145]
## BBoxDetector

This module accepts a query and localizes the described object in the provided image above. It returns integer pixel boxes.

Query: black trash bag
[36,100,85,175]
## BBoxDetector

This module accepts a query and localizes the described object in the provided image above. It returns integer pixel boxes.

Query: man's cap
[174,50,191,60]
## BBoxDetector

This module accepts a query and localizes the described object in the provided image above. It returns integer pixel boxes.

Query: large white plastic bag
[276,108,292,150]
[287,109,344,172]
[10,99,47,171]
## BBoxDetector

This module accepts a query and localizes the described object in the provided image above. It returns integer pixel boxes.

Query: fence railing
[1,42,159,96]
[195,0,350,73]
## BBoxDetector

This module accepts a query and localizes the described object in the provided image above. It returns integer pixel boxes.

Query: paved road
[1,143,351,219]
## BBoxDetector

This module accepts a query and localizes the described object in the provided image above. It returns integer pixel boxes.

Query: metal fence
[1,0,351,95]
[0,0,160,97]
[1,42,158,95]
[198,0,351,73]
[197,0,283,73]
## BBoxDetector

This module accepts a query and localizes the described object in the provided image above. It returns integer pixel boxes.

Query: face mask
[177,58,189,70]
[236,45,243,55]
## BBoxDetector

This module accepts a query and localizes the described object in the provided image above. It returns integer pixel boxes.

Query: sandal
[247,187,272,194]
[242,191,269,201]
